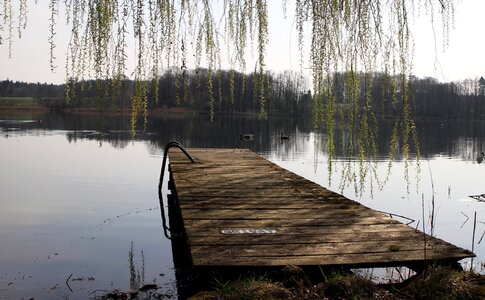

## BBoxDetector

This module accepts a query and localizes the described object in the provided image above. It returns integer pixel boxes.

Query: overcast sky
[1,1,484,84]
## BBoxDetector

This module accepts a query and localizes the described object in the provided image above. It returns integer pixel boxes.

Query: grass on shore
[0,97,36,105]
[188,265,485,300]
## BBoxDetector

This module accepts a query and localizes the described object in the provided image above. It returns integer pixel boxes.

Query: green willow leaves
[2,0,455,192]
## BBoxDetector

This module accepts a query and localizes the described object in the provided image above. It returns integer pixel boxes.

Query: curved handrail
[158,141,195,239]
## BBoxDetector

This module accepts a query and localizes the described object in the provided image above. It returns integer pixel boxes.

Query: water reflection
[0,121,176,299]
[2,112,485,206]
[2,113,485,162]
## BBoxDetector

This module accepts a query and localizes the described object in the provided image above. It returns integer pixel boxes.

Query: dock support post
[168,172,199,298]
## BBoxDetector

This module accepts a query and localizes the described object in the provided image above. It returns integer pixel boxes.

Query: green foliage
[0,96,34,104]
[128,241,145,291]
[131,79,148,135]
[213,274,292,300]
[0,1,457,108]
[402,266,485,300]
[1,0,456,173]
[314,272,380,299]
[191,266,485,299]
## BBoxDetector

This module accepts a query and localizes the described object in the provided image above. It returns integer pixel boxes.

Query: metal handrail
[158,141,195,239]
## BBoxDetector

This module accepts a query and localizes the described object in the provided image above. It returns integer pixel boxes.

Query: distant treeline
[1,71,485,119]
[329,73,485,120]
[410,76,485,119]
[0,69,312,116]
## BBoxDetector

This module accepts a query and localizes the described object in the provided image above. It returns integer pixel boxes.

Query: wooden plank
[180,208,375,220]
[173,193,344,199]
[192,250,473,267]
[187,231,426,246]
[179,201,363,210]
[168,148,474,268]
[180,216,403,228]
[190,241,460,258]
[185,224,419,237]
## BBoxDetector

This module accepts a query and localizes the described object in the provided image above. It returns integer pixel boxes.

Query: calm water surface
[1,112,485,299]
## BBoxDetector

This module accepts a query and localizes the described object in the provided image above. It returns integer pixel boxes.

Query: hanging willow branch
[2,1,454,156]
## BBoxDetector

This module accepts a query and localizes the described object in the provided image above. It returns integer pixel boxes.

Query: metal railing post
[158,141,195,239]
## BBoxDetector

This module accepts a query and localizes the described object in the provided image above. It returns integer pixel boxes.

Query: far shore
[0,104,197,116]
[0,104,289,119]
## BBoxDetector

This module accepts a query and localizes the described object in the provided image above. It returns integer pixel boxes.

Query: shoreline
[0,105,196,116]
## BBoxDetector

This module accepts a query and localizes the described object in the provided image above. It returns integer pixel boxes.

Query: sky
[1,0,485,84]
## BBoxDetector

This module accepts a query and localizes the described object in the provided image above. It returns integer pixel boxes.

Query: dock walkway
[168,148,473,269]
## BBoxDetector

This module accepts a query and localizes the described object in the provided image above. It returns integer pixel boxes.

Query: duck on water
[239,134,254,141]
[478,152,485,164]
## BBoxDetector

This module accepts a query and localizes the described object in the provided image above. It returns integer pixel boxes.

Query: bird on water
[239,133,254,141]
[478,152,485,164]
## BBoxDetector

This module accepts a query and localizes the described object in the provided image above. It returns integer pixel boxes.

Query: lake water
[1,112,485,299]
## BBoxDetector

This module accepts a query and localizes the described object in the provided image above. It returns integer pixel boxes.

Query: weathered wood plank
[180,216,402,228]
[185,218,403,228]
[180,202,362,210]
[190,241,462,258]
[168,148,474,268]
[185,224,420,237]
[187,231,426,246]
[181,208,376,220]
[192,250,473,267]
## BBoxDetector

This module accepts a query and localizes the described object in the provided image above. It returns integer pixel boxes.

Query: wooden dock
[167,148,474,269]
